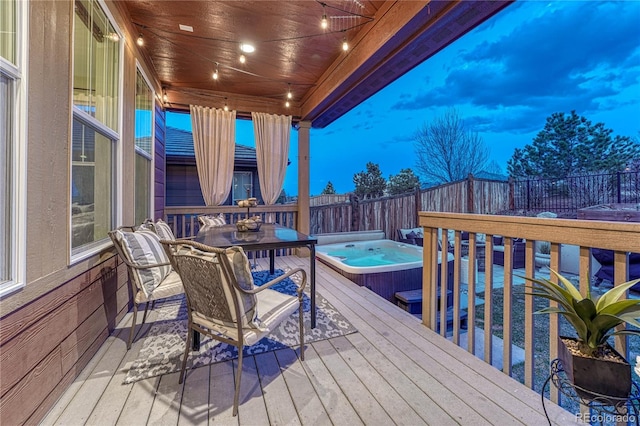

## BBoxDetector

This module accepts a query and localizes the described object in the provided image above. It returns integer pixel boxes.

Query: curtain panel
[190,105,236,206]
[251,112,291,205]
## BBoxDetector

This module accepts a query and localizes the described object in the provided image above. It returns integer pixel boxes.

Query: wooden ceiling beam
[163,87,302,120]
[300,0,434,123]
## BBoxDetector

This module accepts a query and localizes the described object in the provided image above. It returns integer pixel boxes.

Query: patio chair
[160,240,307,416]
[108,226,184,350]
[493,238,526,269]
[397,227,423,245]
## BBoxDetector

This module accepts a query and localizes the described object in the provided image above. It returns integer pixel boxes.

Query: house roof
[165,126,257,165]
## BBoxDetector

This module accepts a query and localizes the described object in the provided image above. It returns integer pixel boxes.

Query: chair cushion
[399,227,423,239]
[198,213,226,227]
[226,246,260,328]
[135,270,183,304]
[192,287,298,346]
[154,219,176,241]
[115,229,171,298]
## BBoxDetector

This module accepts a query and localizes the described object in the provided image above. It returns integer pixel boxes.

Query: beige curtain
[190,105,236,205]
[252,112,291,205]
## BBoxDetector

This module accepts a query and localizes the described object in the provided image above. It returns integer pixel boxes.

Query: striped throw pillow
[198,213,226,227]
[116,230,171,297]
[154,219,176,241]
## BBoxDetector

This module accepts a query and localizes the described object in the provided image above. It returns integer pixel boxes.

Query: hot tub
[316,239,454,302]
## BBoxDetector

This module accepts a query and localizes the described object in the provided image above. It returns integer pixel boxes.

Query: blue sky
[169,1,640,197]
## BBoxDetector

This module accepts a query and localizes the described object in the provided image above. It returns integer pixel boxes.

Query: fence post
[415,187,421,226]
[508,177,515,210]
[526,179,531,211]
[617,171,622,203]
[467,173,475,213]
[349,193,360,231]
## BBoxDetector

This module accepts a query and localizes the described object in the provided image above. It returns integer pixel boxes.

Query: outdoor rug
[124,269,357,383]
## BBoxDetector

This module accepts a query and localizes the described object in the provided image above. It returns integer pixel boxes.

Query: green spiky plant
[525,270,640,357]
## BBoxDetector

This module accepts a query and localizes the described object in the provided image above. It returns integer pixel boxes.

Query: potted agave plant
[525,270,640,400]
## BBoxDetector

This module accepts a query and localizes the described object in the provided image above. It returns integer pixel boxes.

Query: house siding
[0,0,162,423]
[155,105,166,219]
[166,164,261,206]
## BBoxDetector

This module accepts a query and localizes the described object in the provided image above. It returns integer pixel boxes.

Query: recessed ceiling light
[179,24,193,32]
[240,43,255,53]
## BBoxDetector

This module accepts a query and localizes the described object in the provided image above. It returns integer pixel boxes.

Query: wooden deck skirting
[41,256,578,425]
[419,211,640,402]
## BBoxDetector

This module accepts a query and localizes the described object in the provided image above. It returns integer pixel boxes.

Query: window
[233,171,253,202]
[0,74,12,285]
[134,69,154,224]
[71,0,120,257]
[1,0,25,297]
[1,0,16,64]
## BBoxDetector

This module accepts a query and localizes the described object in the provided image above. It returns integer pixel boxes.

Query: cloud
[393,1,640,134]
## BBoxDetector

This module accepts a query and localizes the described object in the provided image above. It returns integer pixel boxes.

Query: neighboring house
[165,126,261,206]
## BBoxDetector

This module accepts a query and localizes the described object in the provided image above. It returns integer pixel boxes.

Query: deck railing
[164,205,299,258]
[418,212,640,403]
[164,205,298,238]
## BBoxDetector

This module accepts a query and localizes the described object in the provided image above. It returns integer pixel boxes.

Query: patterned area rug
[124,269,357,383]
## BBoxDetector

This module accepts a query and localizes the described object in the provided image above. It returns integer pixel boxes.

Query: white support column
[297,121,311,256]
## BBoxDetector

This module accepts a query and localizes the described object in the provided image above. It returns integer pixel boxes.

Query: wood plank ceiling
[120,1,512,128]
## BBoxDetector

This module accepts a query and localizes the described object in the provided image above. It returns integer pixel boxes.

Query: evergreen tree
[321,181,336,195]
[353,162,386,199]
[507,111,640,179]
[387,168,420,195]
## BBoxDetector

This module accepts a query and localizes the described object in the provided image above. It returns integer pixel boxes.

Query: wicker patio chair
[108,226,184,350]
[160,240,307,416]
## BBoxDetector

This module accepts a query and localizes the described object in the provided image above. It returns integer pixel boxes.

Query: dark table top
[194,223,317,251]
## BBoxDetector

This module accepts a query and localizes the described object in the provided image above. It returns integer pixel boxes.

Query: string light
[240,43,255,53]
[321,5,328,29]
[342,38,349,51]
[162,88,168,103]
[287,84,293,99]
[213,64,219,80]
[136,34,144,46]
[285,100,290,108]
[223,98,229,111]
[239,54,246,64]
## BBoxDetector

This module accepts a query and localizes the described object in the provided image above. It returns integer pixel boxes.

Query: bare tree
[414,109,490,184]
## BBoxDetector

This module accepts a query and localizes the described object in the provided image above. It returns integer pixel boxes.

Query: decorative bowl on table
[235,215,262,232]
[237,198,258,208]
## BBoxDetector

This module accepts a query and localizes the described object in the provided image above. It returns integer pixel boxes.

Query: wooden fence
[164,176,511,239]
[309,194,350,207]
[310,176,510,237]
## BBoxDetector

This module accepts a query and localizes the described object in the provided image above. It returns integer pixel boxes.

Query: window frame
[232,171,254,203]
[133,63,155,224]
[0,0,27,298]
[69,0,124,264]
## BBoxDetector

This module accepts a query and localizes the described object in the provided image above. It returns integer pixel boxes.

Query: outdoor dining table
[194,223,318,330]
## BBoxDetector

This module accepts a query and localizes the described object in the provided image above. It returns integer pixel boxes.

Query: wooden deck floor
[41,256,578,425]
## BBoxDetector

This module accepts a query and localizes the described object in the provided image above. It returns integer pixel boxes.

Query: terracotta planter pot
[558,336,631,400]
